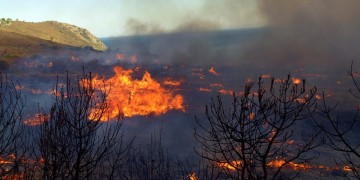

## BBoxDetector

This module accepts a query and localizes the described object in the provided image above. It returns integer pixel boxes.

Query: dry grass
[0,20,107,63]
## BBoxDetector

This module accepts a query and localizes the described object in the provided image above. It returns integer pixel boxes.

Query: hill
[0,19,107,65]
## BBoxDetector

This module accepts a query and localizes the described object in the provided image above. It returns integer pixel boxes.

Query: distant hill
[0,19,107,65]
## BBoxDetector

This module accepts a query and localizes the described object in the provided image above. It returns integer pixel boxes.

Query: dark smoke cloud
[244,0,360,72]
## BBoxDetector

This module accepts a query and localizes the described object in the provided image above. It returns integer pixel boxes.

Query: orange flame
[217,158,353,174]
[208,67,220,76]
[292,78,302,85]
[295,98,306,104]
[210,83,223,87]
[267,159,313,171]
[23,113,50,126]
[218,160,242,170]
[248,112,255,120]
[187,172,197,180]
[199,88,212,92]
[261,74,271,79]
[342,165,353,172]
[163,78,182,86]
[90,66,185,120]
[219,89,233,95]
[267,159,286,167]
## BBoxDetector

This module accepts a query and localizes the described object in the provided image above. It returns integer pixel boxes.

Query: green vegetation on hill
[0,18,12,27]
[0,20,107,51]
[0,19,107,64]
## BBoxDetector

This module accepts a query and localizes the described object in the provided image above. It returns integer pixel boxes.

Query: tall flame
[91,66,185,120]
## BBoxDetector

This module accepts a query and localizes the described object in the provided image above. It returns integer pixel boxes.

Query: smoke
[244,0,360,71]
[111,0,360,73]
[174,17,221,32]
[123,0,262,35]
[125,18,165,35]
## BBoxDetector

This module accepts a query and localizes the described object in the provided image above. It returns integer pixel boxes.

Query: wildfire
[210,83,223,87]
[191,69,205,80]
[23,113,50,126]
[292,78,302,85]
[267,159,286,167]
[0,157,12,165]
[208,67,220,76]
[90,66,185,120]
[218,160,242,170]
[261,74,271,79]
[218,159,314,172]
[248,112,255,120]
[115,53,137,63]
[295,98,306,104]
[198,88,212,92]
[187,172,197,180]
[163,78,182,86]
[267,159,313,171]
[219,89,233,95]
[315,94,322,100]
[274,79,284,83]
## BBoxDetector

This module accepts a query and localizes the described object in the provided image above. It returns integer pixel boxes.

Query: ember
[292,78,302,84]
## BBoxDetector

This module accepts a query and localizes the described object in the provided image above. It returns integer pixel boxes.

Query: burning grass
[90,66,185,120]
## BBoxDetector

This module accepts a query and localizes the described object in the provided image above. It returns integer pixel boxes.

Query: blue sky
[0,0,263,37]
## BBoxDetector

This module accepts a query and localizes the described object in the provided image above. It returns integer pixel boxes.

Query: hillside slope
[0,20,107,51]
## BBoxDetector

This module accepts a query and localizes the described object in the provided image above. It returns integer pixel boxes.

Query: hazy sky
[0,0,264,37]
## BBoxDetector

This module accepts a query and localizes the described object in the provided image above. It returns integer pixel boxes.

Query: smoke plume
[123,0,262,35]
[245,0,360,71]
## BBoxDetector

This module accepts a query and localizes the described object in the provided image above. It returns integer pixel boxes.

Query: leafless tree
[195,75,324,180]
[0,73,25,178]
[30,71,131,179]
[315,62,360,179]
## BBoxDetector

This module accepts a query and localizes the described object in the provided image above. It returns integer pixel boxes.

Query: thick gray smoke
[244,0,360,71]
